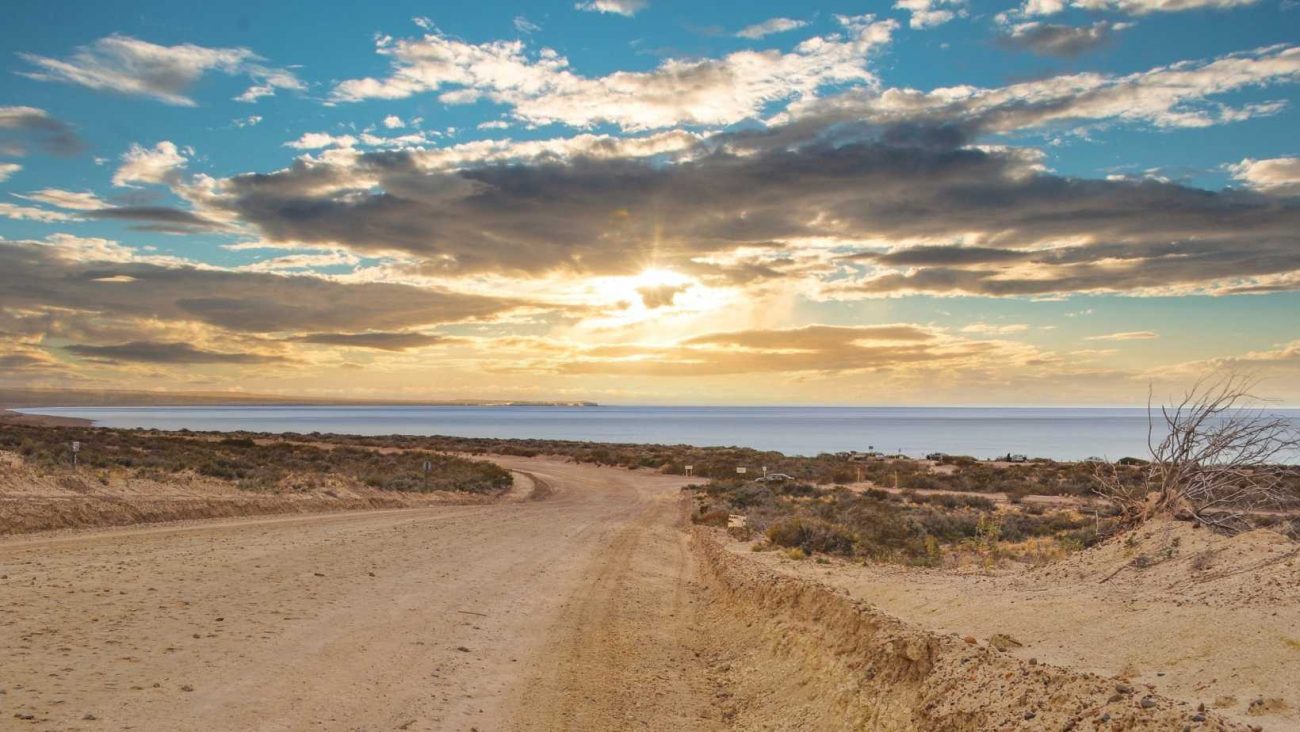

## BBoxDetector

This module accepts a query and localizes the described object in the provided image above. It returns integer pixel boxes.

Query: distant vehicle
[1006,454,1029,463]
[925,452,947,461]
[756,473,795,483]
[1083,456,1106,463]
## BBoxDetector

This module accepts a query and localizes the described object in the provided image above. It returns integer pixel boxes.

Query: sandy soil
[731,520,1300,730]
[0,454,1281,731]
[0,457,725,731]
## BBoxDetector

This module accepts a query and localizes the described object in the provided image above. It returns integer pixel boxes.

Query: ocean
[17,404,1300,461]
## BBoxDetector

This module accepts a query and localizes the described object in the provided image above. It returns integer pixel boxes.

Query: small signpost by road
[735,466,747,476]
[70,441,80,471]
[422,460,432,490]
[684,465,693,477]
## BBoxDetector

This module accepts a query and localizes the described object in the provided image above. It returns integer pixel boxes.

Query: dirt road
[0,457,720,731]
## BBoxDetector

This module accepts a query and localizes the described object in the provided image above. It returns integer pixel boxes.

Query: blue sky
[1,0,1298,404]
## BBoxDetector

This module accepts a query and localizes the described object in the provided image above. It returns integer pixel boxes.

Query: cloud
[1085,331,1160,341]
[64,340,282,364]
[0,239,518,335]
[233,115,263,128]
[513,16,542,33]
[784,44,1300,133]
[533,324,1027,377]
[895,0,966,28]
[285,132,359,150]
[637,283,690,308]
[0,106,83,156]
[1009,0,1258,17]
[382,115,405,129]
[330,15,896,130]
[15,188,108,210]
[209,117,1300,296]
[0,163,20,182]
[1229,157,1300,196]
[997,21,1130,57]
[17,34,304,106]
[113,141,189,187]
[291,331,451,351]
[736,17,809,39]
[0,202,77,222]
[575,0,646,16]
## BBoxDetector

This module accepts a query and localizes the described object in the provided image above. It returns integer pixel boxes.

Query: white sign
[422,460,432,473]
[736,467,747,475]
[70,441,80,453]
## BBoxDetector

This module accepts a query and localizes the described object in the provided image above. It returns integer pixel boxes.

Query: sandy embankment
[715,521,1299,730]
[0,448,532,536]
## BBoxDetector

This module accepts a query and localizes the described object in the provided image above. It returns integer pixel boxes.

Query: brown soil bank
[0,451,505,535]
[694,528,1245,731]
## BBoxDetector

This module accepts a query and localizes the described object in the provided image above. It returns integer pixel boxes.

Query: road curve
[0,456,720,731]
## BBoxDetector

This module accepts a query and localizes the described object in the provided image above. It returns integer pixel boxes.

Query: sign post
[735,466,747,476]
[422,460,432,490]
[70,441,80,472]
[684,465,693,477]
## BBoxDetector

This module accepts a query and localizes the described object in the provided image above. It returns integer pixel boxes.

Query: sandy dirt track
[0,457,719,731]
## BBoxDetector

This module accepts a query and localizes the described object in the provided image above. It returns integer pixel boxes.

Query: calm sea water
[19,405,1300,461]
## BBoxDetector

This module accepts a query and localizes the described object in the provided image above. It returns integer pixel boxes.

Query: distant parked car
[756,473,795,483]
[1083,456,1106,463]
[1006,454,1029,463]
[925,452,947,461]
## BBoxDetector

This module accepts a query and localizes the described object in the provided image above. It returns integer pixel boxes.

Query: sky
[0,0,1297,406]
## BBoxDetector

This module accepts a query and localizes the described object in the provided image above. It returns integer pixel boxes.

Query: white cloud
[15,188,108,211]
[895,0,967,28]
[233,115,263,128]
[736,17,809,39]
[1228,156,1300,196]
[18,34,304,106]
[284,132,359,150]
[785,44,1300,133]
[513,16,542,33]
[1014,0,1257,18]
[382,115,405,129]
[113,141,189,187]
[0,163,20,182]
[331,15,897,131]
[0,202,76,222]
[575,0,646,16]
[477,120,511,130]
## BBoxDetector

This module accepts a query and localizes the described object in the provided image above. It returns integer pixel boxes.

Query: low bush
[766,517,857,555]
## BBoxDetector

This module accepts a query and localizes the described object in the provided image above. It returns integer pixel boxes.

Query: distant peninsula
[0,388,598,409]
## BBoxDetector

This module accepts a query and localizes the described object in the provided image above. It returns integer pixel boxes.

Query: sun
[631,267,691,290]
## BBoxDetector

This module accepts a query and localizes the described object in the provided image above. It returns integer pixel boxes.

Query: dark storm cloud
[0,241,517,334]
[996,22,1126,58]
[64,341,282,364]
[0,106,83,156]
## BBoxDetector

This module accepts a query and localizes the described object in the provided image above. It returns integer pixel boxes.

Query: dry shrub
[766,517,857,555]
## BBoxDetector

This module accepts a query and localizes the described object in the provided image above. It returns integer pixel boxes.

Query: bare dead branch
[1093,371,1300,533]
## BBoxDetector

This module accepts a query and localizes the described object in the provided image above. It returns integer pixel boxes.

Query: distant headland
[0,388,598,409]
